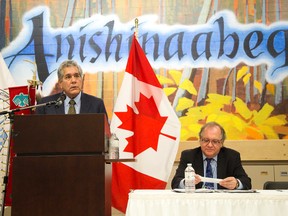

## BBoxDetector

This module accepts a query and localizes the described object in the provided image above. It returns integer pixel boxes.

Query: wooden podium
[11,114,111,216]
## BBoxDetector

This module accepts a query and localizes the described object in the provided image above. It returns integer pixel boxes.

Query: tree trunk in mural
[63,0,77,27]
[172,0,212,115]
[0,0,7,49]
[197,68,209,105]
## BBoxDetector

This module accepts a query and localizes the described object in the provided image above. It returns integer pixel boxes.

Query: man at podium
[35,59,107,115]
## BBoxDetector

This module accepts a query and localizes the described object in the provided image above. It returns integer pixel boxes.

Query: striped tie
[205,158,214,189]
[68,99,76,114]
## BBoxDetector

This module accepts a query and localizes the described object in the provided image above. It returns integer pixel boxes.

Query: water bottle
[185,163,195,193]
[109,133,119,159]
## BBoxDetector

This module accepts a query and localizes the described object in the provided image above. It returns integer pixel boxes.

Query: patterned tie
[68,99,76,114]
[205,158,214,189]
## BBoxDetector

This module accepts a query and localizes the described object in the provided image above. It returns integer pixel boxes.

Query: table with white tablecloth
[126,189,288,216]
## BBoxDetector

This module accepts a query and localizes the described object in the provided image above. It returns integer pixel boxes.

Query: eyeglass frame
[200,137,223,145]
[198,122,227,145]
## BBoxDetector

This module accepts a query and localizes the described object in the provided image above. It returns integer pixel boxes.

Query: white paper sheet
[200,176,223,184]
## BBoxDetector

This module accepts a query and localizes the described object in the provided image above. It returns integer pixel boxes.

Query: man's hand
[195,174,201,185]
[219,177,238,190]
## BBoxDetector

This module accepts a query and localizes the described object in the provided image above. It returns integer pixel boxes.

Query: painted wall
[1,0,288,141]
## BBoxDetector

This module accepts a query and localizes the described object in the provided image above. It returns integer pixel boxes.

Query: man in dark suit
[171,122,251,190]
[36,60,107,115]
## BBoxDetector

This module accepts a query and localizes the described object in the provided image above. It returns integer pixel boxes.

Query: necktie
[68,99,76,114]
[205,158,214,189]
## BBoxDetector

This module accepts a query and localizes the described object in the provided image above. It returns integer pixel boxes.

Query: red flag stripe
[125,35,162,88]
[112,162,166,213]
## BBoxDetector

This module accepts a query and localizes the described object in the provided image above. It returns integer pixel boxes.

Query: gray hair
[199,122,226,141]
[57,60,83,81]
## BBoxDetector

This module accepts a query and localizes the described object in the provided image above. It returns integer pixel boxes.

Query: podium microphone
[55,93,66,108]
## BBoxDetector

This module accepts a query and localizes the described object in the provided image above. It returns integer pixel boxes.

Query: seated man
[171,122,251,190]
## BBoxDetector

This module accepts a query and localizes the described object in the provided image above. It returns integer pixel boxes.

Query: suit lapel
[194,150,204,177]
[55,104,65,114]
[217,148,226,179]
[194,148,204,188]
[79,93,90,113]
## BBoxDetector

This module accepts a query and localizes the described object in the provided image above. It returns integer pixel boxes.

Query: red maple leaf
[115,93,168,157]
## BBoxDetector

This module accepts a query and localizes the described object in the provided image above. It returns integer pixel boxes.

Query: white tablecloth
[126,189,288,216]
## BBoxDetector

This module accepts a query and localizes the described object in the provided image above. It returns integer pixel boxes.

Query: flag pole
[135,18,138,40]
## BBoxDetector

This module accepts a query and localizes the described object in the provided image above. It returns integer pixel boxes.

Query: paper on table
[172,188,214,193]
[200,176,223,184]
[221,189,258,193]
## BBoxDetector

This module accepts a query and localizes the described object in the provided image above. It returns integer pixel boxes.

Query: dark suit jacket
[171,147,252,190]
[35,92,107,115]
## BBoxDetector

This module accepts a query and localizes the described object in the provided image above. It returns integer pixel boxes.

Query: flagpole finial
[25,59,42,87]
[134,18,139,40]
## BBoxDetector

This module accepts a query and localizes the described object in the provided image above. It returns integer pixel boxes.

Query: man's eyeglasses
[200,138,222,145]
[63,73,81,81]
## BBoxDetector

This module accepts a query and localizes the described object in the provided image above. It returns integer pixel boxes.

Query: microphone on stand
[55,93,66,108]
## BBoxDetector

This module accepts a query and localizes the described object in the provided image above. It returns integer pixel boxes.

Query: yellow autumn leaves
[157,68,287,141]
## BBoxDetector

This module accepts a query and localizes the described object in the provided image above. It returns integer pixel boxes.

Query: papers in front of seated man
[173,188,257,193]
[172,188,258,193]
[220,189,258,193]
[172,188,214,193]
[200,176,223,184]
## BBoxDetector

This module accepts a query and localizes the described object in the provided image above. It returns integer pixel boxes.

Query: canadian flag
[110,35,181,213]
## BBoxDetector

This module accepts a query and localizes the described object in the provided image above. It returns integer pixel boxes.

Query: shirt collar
[64,92,81,106]
[202,154,218,162]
